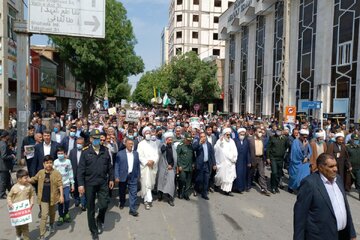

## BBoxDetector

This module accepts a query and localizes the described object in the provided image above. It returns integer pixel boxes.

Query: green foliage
[96,76,132,103]
[133,52,220,108]
[49,0,144,114]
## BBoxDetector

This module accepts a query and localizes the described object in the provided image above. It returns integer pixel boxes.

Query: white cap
[163,131,174,139]
[335,132,345,139]
[222,128,232,135]
[142,126,151,136]
[237,128,246,133]
[299,129,309,135]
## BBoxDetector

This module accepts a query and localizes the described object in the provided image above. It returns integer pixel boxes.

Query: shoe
[168,199,175,207]
[49,224,55,233]
[226,192,234,197]
[279,184,285,190]
[275,188,280,193]
[64,213,71,223]
[144,202,150,210]
[119,204,124,210]
[129,211,139,217]
[149,202,153,207]
[81,206,86,211]
[209,187,214,193]
[16,236,21,240]
[91,233,99,240]
[57,217,64,226]
[96,217,103,234]
[270,189,276,194]
[184,196,190,201]
[38,210,42,219]
[288,188,294,194]
[39,236,46,240]
[193,191,197,197]
[158,194,163,201]
[261,189,271,197]
[178,195,183,199]
[201,195,209,200]
[0,195,7,199]
[246,188,251,192]
[75,202,80,207]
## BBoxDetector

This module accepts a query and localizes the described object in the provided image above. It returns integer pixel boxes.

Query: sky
[31,0,169,91]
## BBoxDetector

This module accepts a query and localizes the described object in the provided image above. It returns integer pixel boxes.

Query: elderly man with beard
[327,132,352,191]
[309,129,327,172]
[214,128,238,196]
[137,127,160,210]
[157,132,177,206]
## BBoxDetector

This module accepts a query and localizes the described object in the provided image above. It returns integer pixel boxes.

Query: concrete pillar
[262,10,275,117]
[233,33,242,113]
[223,40,230,112]
[246,23,256,113]
[313,0,333,118]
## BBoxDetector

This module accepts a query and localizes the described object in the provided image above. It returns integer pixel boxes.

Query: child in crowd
[7,169,35,240]
[29,155,63,240]
[53,147,75,225]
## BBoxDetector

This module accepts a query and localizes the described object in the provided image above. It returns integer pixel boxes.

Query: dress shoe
[129,211,139,217]
[178,195,183,199]
[119,204,125,210]
[275,188,280,193]
[209,187,214,193]
[168,199,175,207]
[224,192,234,197]
[81,206,87,211]
[278,184,285,190]
[144,202,150,210]
[92,233,99,240]
[201,195,209,200]
[245,188,251,192]
[193,191,198,197]
[96,217,103,234]
[184,196,190,201]
[261,189,271,197]
[270,189,276,194]
[288,188,294,194]
[158,194,163,201]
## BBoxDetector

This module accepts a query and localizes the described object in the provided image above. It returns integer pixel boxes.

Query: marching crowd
[1,108,360,240]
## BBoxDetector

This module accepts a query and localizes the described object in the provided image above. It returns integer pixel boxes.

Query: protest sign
[9,200,32,227]
[125,110,142,122]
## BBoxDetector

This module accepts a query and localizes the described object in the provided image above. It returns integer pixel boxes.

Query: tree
[50,0,144,115]
[132,52,220,109]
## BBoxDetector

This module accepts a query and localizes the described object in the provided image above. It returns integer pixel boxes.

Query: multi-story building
[0,0,21,128]
[161,27,170,65]
[167,0,234,61]
[219,0,360,123]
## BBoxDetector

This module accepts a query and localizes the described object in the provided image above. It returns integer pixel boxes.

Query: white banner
[125,110,141,122]
[9,200,32,227]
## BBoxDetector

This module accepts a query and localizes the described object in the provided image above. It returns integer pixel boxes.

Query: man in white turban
[137,126,160,210]
[214,128,238,196]
[157,131,177,206]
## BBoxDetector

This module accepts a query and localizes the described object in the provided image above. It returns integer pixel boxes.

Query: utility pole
[14,1,30,161]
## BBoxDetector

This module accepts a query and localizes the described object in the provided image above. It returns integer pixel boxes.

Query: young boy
[53,147,75,225]
[29,155,63,240]
[7,169,35,240]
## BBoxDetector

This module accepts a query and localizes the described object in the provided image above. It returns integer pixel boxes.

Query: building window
[192,31,199,39]
[337,41,352,66]
[192,48,198,54]
[176,48,182,55]
[214,16,219,23]
[228,1,234,8]
[176,31,182,39]
[213,33,218,40]
[193,14,199,22]
[213,49,220,56]
[214,0,221,7]
[176,14,183,22]
[177,0,183,5]
[7,6,17,41]
[193,0,199,5]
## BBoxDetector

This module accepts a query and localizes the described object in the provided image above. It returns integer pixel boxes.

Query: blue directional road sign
[301,101,322,109]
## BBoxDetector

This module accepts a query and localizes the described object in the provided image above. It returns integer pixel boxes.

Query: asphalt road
[0,169,359,240]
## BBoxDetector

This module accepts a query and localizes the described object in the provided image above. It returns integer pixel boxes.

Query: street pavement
[0,169,359,240]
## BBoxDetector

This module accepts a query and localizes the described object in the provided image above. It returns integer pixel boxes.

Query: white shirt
[77,150,82,165]
[320,173,347,231]
[126,149,134,174]
[44,142,51,156]
[68,138,75,155]
[55,134,61,143]
[207,135,213,145]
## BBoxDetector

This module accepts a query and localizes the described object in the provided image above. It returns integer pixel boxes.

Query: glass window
[214,16,219,23]
[213,49,220,56]
[192,31,199,39]
[193,15,199,22]
[228,1,234,8]
[214,0,221,7]
[176,31,182,38]
[7,6,17,41]
[176,48,182,55]
[337,41,352,66]
[177,0,183,5]
[213,33,218,40]
[192,48,198,54]
[177,15,183,22]
[193,0,199,5]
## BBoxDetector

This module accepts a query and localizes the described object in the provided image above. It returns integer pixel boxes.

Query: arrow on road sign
[84,16,100,32]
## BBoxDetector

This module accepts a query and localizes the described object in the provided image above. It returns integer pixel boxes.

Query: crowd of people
[1,108,359,240]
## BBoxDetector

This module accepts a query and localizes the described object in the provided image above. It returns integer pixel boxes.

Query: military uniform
[176,141,194,199]
[346,136,360,200]
[77,129,114,240]
[267,134,289,192]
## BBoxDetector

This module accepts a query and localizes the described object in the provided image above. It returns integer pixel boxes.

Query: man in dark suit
[294,153,357,240]
[69,137,86,210]
[21,126,36,169]
[115,138,140,217]
[61,125,77,155]
[192,132,216,200]
[30,130,60,177]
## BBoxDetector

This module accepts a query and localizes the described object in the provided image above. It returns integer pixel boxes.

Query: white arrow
[84,16,100,32]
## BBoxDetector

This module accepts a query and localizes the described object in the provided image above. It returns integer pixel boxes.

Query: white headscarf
[142,126,151,136]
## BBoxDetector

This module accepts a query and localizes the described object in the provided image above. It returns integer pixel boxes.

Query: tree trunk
[82,81,97,117]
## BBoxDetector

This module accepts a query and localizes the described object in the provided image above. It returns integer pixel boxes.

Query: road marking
[242,208,265,218]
